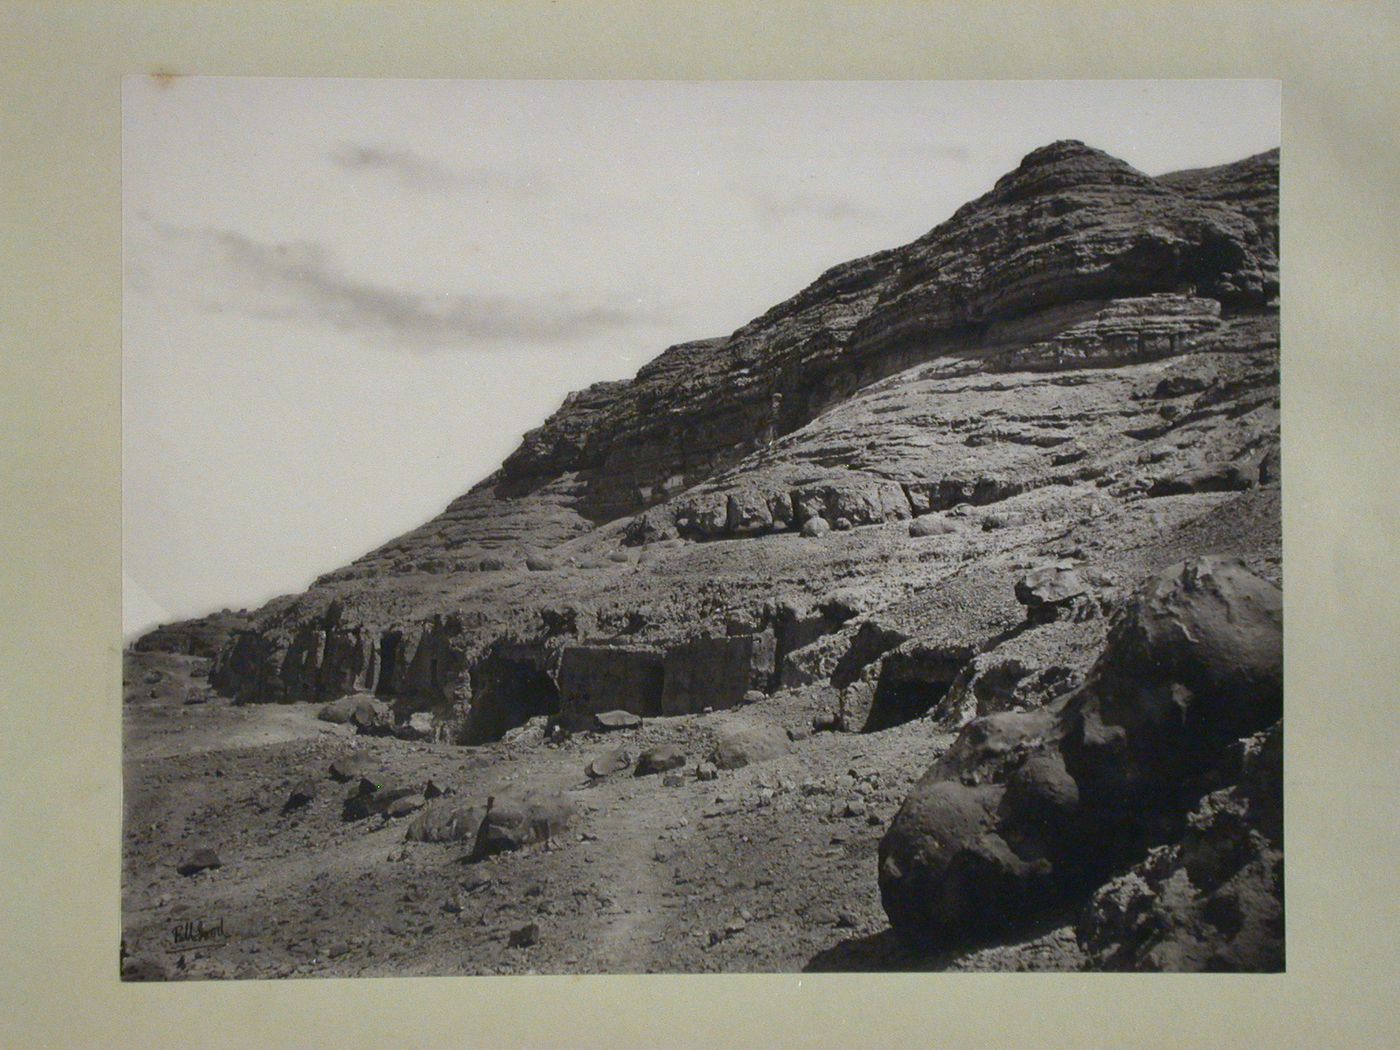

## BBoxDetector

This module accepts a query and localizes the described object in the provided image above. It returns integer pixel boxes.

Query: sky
[122,79,1280,638]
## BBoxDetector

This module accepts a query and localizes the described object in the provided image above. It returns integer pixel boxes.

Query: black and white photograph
[120,78,1284,979]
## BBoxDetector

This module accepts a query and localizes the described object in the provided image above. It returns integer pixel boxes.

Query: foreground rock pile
[878,558,1282,969]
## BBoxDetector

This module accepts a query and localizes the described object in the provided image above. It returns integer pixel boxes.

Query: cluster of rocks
[877,557,1283,970]
[581,723,799,788]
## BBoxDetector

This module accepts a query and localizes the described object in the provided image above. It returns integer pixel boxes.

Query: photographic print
[121,78,1282,979]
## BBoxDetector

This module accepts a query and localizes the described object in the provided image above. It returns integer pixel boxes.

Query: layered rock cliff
[198,140,1280,759]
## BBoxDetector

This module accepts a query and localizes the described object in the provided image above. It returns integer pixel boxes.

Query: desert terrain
[123,140,1283,977]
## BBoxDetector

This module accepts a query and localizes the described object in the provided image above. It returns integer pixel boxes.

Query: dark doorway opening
[464,652,560,744]
[377,632,402,695]
[864,678,954,732]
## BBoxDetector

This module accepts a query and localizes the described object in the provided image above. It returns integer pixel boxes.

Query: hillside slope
[189,141,1278,736]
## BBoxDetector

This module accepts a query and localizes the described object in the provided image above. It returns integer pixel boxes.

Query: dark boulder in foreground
[878,557,1282,948]
[469,791,577,860]
[1079,721,1283,971]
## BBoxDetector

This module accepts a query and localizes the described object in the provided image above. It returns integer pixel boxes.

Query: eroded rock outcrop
[131,609,253,658]
[305,141,1277,577]
[878,557,1282,947]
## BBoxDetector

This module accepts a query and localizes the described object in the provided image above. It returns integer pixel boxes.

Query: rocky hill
[126,141,1282,975]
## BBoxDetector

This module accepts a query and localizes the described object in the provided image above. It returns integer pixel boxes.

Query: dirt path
[579,784,679,971]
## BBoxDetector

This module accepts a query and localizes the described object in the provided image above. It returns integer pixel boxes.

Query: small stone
[176,848,221,876]
[594,710,643,732]
[460,870,492,894]
[585,747,631,778]
[844,799,867,818]
[328,752,372,783]
[386,795,425,819]
[283,778,318,812]
[508,923,539,949]
[695,761,719,782]
[634,744,687,777]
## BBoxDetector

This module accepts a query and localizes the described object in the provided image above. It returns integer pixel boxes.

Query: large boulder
[176,848,222,877]
[909,515,960,539]
[1061,556,1284,796]
[1148,459,1257,497]
[317,694,367,724]
[710,724,793,770]
[877,779,1057,937]
[879,557,1283,953]
[405,797,487,843]
[469,791,577,860]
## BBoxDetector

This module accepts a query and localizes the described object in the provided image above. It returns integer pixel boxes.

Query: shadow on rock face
[803,929,914,972]
[804,908,1082,972]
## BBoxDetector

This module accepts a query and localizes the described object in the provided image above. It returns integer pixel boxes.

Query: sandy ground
[121,651,1082,978]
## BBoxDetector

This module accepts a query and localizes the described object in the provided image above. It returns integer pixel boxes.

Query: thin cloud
[744,187,883,225]
[329,142,548,198]
[134,216,661,350]
[735,143,971,226]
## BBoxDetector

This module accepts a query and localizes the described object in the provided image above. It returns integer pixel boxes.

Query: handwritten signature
[166,916,228,953]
